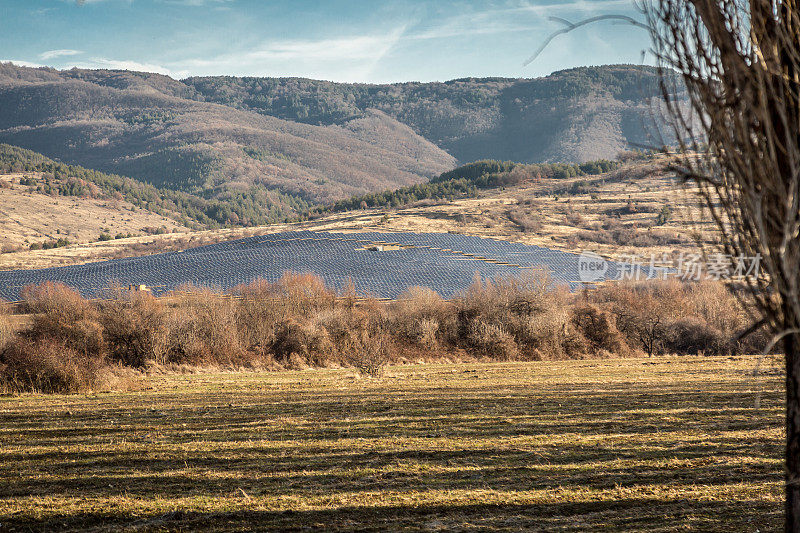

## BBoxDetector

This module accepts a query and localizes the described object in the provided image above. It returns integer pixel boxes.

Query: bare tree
[644,1,800,529]
[530,1,799,527]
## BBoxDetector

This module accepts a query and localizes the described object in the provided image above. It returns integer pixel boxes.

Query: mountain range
[0,62,680,219]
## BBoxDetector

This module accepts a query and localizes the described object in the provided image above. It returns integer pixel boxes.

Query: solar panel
[0,231,656,301]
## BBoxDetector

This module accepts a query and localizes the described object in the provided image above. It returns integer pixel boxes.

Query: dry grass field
[0,356,783,532]
[310,159,713,260]
[0,173,188,252]
[0,159,713,272]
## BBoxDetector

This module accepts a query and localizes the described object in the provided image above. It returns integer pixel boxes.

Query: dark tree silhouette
[531,1,800,528]
[644,2,800,528]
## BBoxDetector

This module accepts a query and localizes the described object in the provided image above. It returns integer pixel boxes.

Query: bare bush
[507,208,543,233]
[466,320,519,360]
[340,327,390,377]
[457,272,583,359]
[391,287,450,348]
[2,276,754,392]
[0,338,101,393]
[577,219,685,247]
[269,273,336,317]
[0,302,11,352]
[571,304,630,356]
[589,280,686,356]
[272,318,334,366]
[234,279,283,355]
[664,317,730,356]
[98,290,169,367]
[166,286,247,366]
[21,282,105,357]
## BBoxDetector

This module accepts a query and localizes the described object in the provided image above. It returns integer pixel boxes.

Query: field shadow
[0,499,780,532]
[0,371,784,531]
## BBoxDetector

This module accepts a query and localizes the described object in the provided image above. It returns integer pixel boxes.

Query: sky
[0,0,652,83]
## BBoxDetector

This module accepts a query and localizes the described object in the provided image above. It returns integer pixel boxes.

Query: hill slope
[0,63,456,206]
[185,65,680,163]
[0,63,682,206]
[0,155,715,272]
[0,143,315,228]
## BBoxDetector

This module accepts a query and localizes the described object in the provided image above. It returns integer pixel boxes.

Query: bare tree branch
[523,15,651,67]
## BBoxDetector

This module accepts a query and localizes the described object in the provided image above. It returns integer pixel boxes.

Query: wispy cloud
[72,0,133,5]
[176,27,406,81]
[159,0,234,5]
[39,49,83,60]
[407,0,635,41]
[61,57,182,76]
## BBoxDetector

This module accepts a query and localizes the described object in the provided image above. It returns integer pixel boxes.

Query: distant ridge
[0,63,681,218]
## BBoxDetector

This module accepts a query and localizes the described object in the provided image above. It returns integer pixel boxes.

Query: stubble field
[0,356,784,532]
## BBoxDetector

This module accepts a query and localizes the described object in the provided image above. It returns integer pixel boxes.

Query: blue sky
[0,0,651,82]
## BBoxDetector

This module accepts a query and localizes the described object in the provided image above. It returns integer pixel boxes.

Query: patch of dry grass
[0,173,189,251]
[0,356,783,531]
[0,157,716,272]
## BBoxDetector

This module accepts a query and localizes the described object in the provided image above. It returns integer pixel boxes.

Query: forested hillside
[0,143,307,227]
[0,63,456,209]
[319,158,620,213]
[0,63,681,211]
[185,65,680,163]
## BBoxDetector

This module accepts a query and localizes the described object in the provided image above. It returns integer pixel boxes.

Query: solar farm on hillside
[0,231,643,301]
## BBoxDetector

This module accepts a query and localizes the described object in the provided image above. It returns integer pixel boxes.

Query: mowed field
[0,356,784,532]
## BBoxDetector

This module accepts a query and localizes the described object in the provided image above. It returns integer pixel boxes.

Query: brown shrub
[0,302,12,352]
[681,280,746,336]
[314,300,389,375]
[507,208,543,233]
[166,286,246,366]
[571,304,630,356]
[339,326,390,377]
[2,274,751,393]
[577,219,686,247]
[272,318,334,365]
[587,279,744,356]
[21,282,104,357]
[270,272,336,317]
[589,280,685,356]
[737,321,776,354]
[1,244,24,254]
[98,290,169,367]
[391,287,451,348]
[234,279,283,354]
[457,272,585,359]
[0,338,102,393]
[466,320,519,360]
[664,317,731,355]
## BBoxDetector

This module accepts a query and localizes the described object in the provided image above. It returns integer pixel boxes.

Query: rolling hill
[185,64,678,163]
[0,152,714,273]
[0,63,682,212]
[0,63,456,208]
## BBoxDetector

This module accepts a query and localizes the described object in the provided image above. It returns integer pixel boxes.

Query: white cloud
[0,59,45,68]
[407,0,636,41]
[159,0,234,5]
[39,49,83,60]
[71,0,131,5]
[175,27,406,81]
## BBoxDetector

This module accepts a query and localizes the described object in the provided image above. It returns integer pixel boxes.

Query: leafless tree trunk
[644,0,800,529]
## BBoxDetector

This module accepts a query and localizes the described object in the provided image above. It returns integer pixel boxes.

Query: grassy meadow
[0,356,784,532]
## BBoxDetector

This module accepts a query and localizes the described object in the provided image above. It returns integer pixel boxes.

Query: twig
[524,15,651,67]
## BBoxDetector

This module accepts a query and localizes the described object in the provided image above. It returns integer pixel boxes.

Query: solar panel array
[0,231,656,301]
